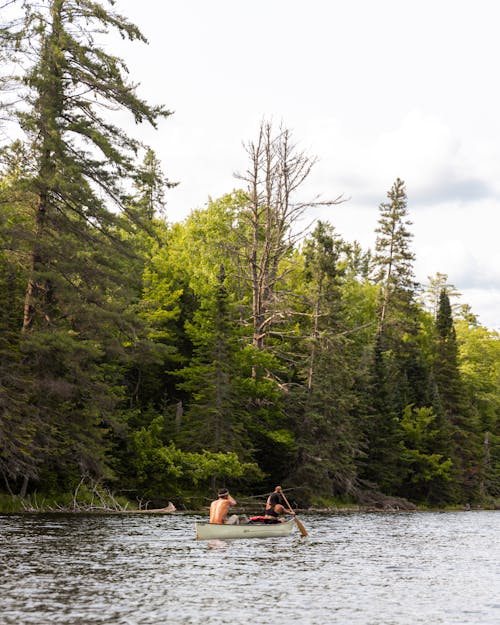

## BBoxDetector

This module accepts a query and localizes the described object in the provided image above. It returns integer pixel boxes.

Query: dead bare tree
[234,119,345,355]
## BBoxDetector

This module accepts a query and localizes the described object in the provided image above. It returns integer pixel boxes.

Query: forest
[0,0,499,512]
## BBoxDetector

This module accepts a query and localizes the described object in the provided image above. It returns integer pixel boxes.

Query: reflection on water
[0,511,499,624]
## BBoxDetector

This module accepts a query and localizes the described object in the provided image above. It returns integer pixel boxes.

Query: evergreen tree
[0,0,169,492]
[434,289,481,501]
[422,272,461,319]
[362,178,430,495]
[374,179,429,408]
[288,222,360,500]
[131,148,176,221]
[372,178,418,336]
[0,143,41,492]
[176,265,249,455]
[435,290,462,411]
[398,404,452,501]
[117,149,178,416]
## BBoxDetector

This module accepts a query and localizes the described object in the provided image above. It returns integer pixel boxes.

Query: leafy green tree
[151,192,296,487]
[456,320,500,500]
[128,416,263,501]
[457,322,500,434]
[165,192,247,299]
[130,194,247,419]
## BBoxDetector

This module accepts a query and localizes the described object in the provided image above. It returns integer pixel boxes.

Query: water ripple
[0,511,499,624]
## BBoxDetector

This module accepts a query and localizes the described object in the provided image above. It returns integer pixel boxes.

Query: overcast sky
[111,0,500,331]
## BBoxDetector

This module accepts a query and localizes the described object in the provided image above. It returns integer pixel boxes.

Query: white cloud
[104,0,500,331]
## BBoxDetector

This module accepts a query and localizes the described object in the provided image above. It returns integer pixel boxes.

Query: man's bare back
[209,488,237,524]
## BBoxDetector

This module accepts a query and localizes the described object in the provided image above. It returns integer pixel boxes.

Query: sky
[61,1,500,329]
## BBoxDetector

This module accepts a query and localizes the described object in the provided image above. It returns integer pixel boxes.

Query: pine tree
[422,272,461,319]
[288,222,360,499]
[372,178,418,336]
[434,289,481,501]
[362,178,430,495]
[0,0,169,491]
[132,148,176,221]
[117,149,178,417]
[0,143,41,491]
[176,265,249,456]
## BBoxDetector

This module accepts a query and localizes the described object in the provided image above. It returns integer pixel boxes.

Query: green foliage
[372,177,417,302]
[360,179,438,496]
[455,321,500,499]
[285,223,362,497]
[431,289,485,502]
[457,322,500,431]
[128,417,263,498]
[1,21,498,506]
[175,264,250,455]
[399,404,453,500]
[0,0,169,489]
[132,148,176,221]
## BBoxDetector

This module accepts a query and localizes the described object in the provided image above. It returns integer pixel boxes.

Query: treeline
[1,1,499,508]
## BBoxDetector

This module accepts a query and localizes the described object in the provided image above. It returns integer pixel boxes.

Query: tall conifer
[289,222,359,498]
[176,265,250,456]
[434,289,481,501]
[362,179,429,494]
[0,0,169,491]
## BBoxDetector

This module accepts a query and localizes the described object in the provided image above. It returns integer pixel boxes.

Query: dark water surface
[0,511,498,624]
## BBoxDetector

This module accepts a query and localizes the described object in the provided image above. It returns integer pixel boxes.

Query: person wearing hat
[209,488,238,524]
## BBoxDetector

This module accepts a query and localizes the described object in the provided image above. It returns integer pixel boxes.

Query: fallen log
[123,502,177,513]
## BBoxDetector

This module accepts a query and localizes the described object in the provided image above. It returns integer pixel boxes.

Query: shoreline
[0,504,496,515]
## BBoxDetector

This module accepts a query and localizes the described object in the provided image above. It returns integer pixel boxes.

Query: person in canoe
[263,485,295,522]
[209,488,239,524]
[247,486,297,524]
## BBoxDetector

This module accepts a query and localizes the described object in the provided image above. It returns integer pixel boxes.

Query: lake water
[0,511,498,624]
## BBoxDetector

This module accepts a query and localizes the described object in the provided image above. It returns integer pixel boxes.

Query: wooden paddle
[280,491,308,537]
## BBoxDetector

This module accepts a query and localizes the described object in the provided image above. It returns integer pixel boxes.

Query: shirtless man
[263,485,295,522]
[209,488,238,524]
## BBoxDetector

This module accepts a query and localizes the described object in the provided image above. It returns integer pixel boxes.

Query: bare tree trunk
[377,250,393,338]
[175,401,183,431]
[480,431,490,500]
[22,3,64,333]
[235,119,344,367]
[22,193,48,333]
[19,474,29,498]
[1,470,14,497]
[307,284,322,391]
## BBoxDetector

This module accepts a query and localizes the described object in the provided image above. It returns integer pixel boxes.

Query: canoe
[195,518,296,540]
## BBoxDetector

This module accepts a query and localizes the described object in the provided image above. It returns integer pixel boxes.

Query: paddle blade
[294,516,308,537]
